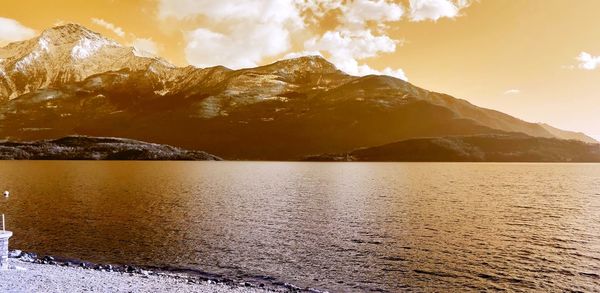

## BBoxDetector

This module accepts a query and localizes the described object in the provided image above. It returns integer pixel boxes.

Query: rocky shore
[0,250,290,293]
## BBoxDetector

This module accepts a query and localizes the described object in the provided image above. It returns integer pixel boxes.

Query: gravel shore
[0,259,270,293]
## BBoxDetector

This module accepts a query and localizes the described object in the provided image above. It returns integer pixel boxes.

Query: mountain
[305,134,600,162]
[0,24,174,100]
[0,24,597,160]
[0,136,221,160]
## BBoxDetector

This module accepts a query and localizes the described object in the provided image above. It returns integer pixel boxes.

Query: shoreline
[1,250,318,293]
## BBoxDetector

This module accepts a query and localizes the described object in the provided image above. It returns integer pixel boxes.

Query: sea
[1,161,599,292]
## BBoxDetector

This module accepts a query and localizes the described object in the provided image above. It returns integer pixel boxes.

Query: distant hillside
[538,123,595,143]
[0,136,221,160]
[305,134,600,162]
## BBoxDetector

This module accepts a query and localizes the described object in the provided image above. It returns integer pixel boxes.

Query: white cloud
[504,89,521,95]
[306,30,397,60]
[409,0,471,22]
[160,0,303,69]
[576,52,600,70]
[0,17,36,45]
[157,0,472,79]
[91,18,125,37]
[283,50,323,59]
[185,24,293,69]
[344,58,407,80]
[133,38,159,57]
[341,0,404,26]
[303,29,407,79]
[300,1,407,80]
[158,0,303,27]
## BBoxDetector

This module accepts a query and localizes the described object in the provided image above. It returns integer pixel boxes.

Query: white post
[0,230,12,270]
[0,191,11,270]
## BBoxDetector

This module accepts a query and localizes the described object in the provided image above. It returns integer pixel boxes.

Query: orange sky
[1,0,599,139]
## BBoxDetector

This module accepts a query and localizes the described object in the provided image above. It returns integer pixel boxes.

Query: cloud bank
[157,0,471,79]
[0,17,36,45]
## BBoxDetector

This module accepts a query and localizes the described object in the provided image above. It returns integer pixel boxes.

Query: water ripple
[1,161,599,292]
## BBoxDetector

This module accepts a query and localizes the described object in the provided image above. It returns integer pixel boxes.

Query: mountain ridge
[0,24,596,160]
[0,24,174,99]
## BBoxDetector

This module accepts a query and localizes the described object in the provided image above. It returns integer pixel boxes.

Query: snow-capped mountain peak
[39,24,118,46]
[0,24,170,99]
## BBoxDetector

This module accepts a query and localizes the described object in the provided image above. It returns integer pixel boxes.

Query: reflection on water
[0,161,599,292]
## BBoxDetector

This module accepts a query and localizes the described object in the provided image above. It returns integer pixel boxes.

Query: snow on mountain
[0,24,173,99]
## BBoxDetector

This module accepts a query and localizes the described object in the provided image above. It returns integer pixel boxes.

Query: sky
[1,0,599,140]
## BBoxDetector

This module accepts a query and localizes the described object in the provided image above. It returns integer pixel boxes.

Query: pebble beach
[0,254,273,293]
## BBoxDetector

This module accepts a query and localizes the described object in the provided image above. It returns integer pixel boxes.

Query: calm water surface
[0,162,599,292]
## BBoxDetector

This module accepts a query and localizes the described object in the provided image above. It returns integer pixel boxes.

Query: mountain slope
[0,24,174,100]
[538,123,596,143]
[0,24,596,160]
